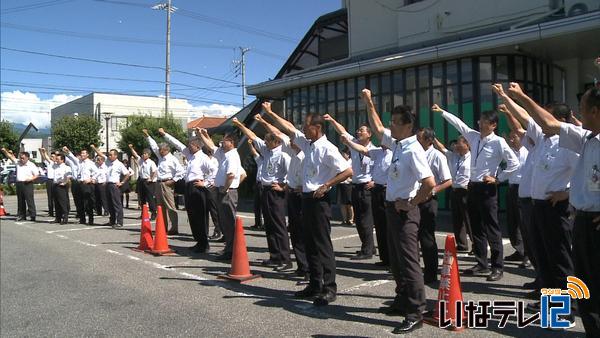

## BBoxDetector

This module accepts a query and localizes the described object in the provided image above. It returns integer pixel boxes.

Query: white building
[50,92,196,151]
[20,138,43,163]
[247,0,600,209]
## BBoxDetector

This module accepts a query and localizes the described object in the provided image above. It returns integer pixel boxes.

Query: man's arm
[495,138,520,183]
[323,114,348,136]
[89,144,105,160]
[432,138,448,154]
[232,117,258,141]
[247,139,259,158]
[143,129,161,159]
[128,144,140,160]
[362,88,385,141]
[507,82,561,136]
[160,128,188,154]
[492,83,531,128]
[314,168,353,199]
[432,104,476,138]
[254,114,284,138]
[412,177,436,205]
[197,128,217,152]
[63,146,80,166]
[39,148,50,163]
[340,134,369,156]
[262,102,297,136]
[498,104,526,138]
[0,148,17,163]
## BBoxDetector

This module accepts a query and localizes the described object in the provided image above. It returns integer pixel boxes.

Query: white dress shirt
[94,163,107,184]
[253,154,264,180]
[342,132,375,184]
[11,159,39,182]
[212,146,243,189]
[507,146,528,185]
[441,109,519,182]
[206,157,218,187]
[368,147,393,186]
[253,138,290,185]
[292,130,350,193]
[381,130,433,201]
[52,163,72,185]
[147,136,185,181]
[424,145,452,185]
[66,154,97,182]
[184,151,211,183]
[44,160,55,180]
[106,159,128,184]
[559,123,600,211]
[443,150,470,189]
[138,158,158,182]
[526,119,579,200]
[287,151,305,190]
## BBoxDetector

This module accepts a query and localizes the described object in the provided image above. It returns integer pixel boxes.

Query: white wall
[20,138,43,163]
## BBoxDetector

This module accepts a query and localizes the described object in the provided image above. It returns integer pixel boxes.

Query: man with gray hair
[144,129,185,235]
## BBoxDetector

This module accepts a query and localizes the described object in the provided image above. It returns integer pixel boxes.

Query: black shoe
[150,213,157,221]
[463,264,490,276]
[379,305,406,316]
[209,232,222,240]
[111,223,123,229]
[16,216,25,221]
[523,280,538,289]
[193,245,209,253]
[547,314,575,330]
[273,262,293,272]
[313,291,336,306]
[217,236,226,243]
[48,213,54,217]
[519,259,532,269]
[505,252,525,261]
[79,219,87,224]
[351,253,373,260]
[392,319,423,334]
[294,285,321,299]
[486,268,503,281]
[525,290,540,300]
[215,253,232,261]
[467,250,475,256]
[87,220,94,225]
[30,217,36,222]
[261,259,280,267]
[374,261,389,267]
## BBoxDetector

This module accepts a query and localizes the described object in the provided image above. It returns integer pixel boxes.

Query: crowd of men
[1,83,598,336]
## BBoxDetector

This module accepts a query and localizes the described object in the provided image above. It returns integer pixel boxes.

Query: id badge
[589,165,600,192]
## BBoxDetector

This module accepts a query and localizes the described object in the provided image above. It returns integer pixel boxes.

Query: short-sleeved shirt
[138,158,158,182]
[287,151,305,189]
[52,163,71,185]
[507,146,528,185]
[559,123,600,211]
[368,147,393,185]
[424,146,452,185]
[14,160,38,182]
[342,132,375,184]
[253,138,290,185]
[444,151,470,189]
[292,130,350,193]
[381,130,433,201]
[213,147,242,189]
[106,160,128,184]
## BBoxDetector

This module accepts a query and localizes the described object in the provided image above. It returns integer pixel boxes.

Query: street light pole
[153,0,177,117]
[103,112,113,153]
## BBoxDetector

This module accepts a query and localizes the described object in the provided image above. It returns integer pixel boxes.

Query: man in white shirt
[416,127,453,285]
[341,134,393,267]
[94,156,109,217]
[51,153,72,224]
[129,144,158,219]
[65,147,98,225]
[262,101,352,307]
[161,128,212,253]
[144,129,185,235]
[433,103,519,282]
[234,117,292,271]
[40,148,56,217]
[1,148,39,221]
[364,89,435,334]
[197,129,244,261]
[248,140,264,231]
[506,83,589,330]
[324,114,377,261]
[433,137,472,253]
[204,149,221,239]
[91,145,130,228]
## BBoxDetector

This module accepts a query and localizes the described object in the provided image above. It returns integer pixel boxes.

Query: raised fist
[431,104,443,113]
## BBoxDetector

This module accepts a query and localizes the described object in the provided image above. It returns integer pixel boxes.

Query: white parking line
[46,227,103,234]
[342,279,392,293]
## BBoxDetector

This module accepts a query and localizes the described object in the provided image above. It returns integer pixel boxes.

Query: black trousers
[206,186,220,233]
[371,184,389,265]
[302,193,336,294]
[531,199,573,289]
[450,187,471,251]
[467,182,503,269]
[185,182,209,249]
[385,202,425,321]
[95,183,109,215]
[262,186,291,263]
[138,180,157,214]
[52,184,69,222]
[506,184,525,257]
[519,198,538,273]
[418,197,439,282]
[217,189,238,254]
[288,190,308,273]
[106,183,123,225]
[572,211,600,338]
[254,182,263,227]
[16,181,36,219]
[79,183,95,223]
[71,181,82,219]
[46,180,54,215]
[351,183,375,255]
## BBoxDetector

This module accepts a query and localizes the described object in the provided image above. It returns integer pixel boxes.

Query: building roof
[187,116,227,130]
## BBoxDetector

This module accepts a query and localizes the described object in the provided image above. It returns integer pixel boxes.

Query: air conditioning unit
[565,0,600,16]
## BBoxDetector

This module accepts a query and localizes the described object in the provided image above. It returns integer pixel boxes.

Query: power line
[0,47,240,84]
[0,0,74,14]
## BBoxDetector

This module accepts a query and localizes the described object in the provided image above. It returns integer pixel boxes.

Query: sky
[0,0,341,127]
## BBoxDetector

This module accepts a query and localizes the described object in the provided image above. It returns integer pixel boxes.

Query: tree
[117,115,186,157]
[52,115,102,152]
[0,120,20,155]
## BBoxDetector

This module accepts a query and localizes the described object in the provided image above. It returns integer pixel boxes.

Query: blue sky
[0,0,341,127]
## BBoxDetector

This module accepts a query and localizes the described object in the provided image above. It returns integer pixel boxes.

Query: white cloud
[186,103,241,119]
[1,91,81,128]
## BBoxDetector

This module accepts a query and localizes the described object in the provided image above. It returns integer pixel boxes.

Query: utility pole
[233,47,250,107]
[152,0,177,117]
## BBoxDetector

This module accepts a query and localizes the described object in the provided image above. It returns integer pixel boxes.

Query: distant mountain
[10,123,51,138]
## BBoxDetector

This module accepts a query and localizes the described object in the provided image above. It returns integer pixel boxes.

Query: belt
[159,178,173,182]
[352,182,368,187]
[576,210,600,218]
[468,181,487,186]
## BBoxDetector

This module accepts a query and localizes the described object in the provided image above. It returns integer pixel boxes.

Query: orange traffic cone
[218,216,261,283]
[0,189,6,216]
[133,204,153,252]
[0,205,6,217]
[425,234,466,331]
[146,205,175,256]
